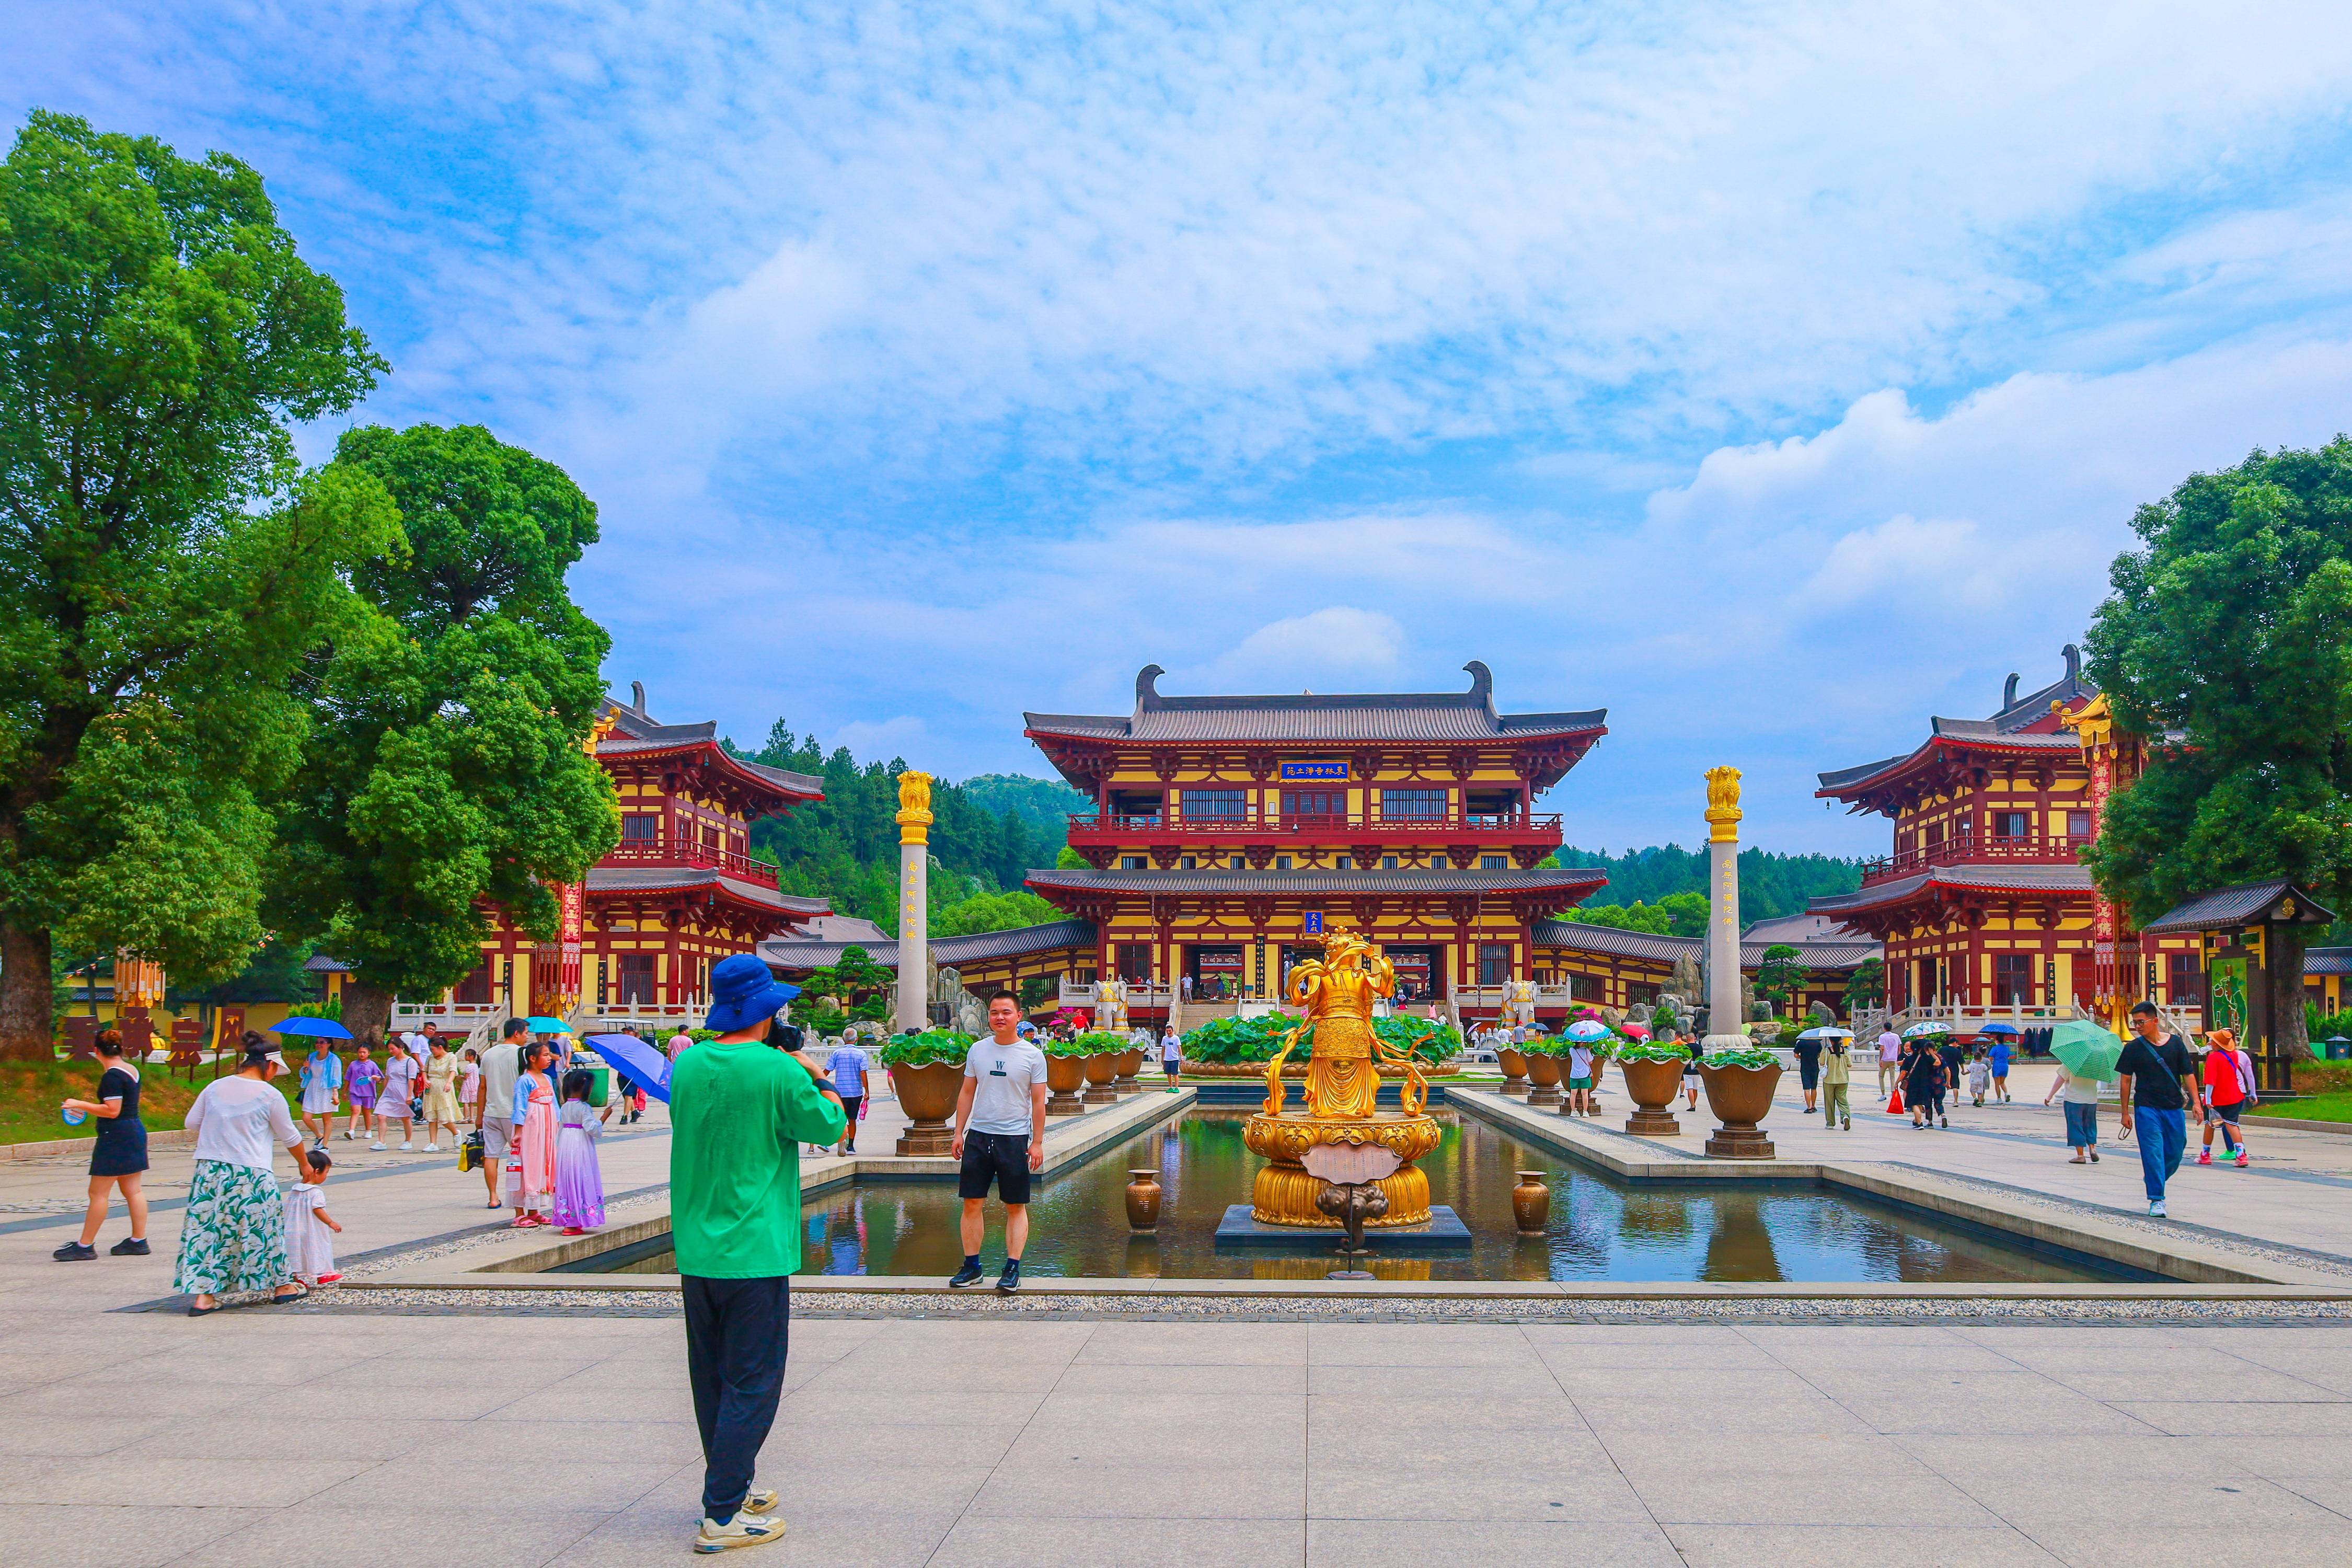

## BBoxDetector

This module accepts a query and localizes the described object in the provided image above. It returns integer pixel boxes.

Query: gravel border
[276,1286,2352,1325]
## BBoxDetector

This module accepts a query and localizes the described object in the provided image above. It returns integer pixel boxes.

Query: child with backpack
[2196,1028,2255,1168]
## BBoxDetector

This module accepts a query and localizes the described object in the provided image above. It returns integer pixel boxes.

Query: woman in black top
[1902,1040,1946,1130]
[54,1028,151,1260]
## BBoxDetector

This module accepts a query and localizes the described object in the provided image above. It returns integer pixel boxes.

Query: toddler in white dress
[283,1147,344,1286]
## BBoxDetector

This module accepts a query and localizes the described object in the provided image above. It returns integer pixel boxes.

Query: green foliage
[1177,1012,1457,1066]
[179,939,315,1006]
[1054,845,1090,870]
[933,889,1063,938]
[877,1029,972,1067]
[2087,441,2352,1063]
[1558,846,1863,919]
[1559,890,1708,936]
[795,944,894,1027]
[1842,956,1886,1010]
[264,424,616,1023]
[2305,1002,2352,1046]
[0,111,391,1057]
[730,720,1080,931]
[1611,1037,1692,1064]
[1754,943,1808,1005]
[1071,1030,1129,1055]
[284,997,344,1022]
[1701,1044,1780,1070]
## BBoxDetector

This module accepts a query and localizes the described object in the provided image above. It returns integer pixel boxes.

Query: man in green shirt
[670,954,845,1553]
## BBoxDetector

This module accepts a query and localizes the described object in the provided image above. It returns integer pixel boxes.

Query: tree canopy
[1561,892,1708,937]
[265,423,616,1043]
[2086,439,2352,1060]
[1558,844,1862,919]
[0,111,392,1058]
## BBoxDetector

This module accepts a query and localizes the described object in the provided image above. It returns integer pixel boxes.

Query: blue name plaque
[1303,911,1324,935]
[1279,761,1348,781]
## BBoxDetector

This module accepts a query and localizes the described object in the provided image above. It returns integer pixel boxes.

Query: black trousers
[683,1274,790,1523]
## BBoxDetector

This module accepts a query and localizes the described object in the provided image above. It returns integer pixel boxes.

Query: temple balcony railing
[1450,983,1583,1010]
[1859,833,2092,886]
[598,841,781,888]
[1056,978,1177,1011]
[1066,810,1564,845]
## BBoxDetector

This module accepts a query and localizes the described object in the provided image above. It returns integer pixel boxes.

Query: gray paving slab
[1306,1517,1686,1568]
[0,1501,276,1568]
[1663,1523,2067,1566]
[933,1514,1308,1568]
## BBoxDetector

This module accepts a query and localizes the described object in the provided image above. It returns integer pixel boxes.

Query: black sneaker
[52,1241,95,1261]
[109,1238,150,1256]
[996,1259,1022,1295]
[948,1260,985,1289]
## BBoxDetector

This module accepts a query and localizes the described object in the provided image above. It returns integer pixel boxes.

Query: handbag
[457,1129,485,1172]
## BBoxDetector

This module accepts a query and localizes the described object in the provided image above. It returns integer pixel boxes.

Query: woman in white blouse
[174,1034,313,1316]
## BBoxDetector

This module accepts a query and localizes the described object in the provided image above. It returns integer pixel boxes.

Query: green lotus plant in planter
[877,1030,975,1154]
[877,1030,974,1068]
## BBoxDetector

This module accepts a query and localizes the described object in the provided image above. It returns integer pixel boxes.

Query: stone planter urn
[1619,1058,1685,1136]
[1524,1051,1565,1108]
[1112,1047,1145,1095]
[1081,1052,1120,1105]
[1510,1169,1551,1236]
[1698,1059,1782,1159]
[1125,1169,1163,1232]
[1044,1053,1087,1116]
[890,1060,963,1156]
[1496,1045,1530,1097]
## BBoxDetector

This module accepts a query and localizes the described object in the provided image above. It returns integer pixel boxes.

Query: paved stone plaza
[4,1067,2351,1566]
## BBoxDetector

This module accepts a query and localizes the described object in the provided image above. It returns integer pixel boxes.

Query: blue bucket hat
[704,953,801,1034]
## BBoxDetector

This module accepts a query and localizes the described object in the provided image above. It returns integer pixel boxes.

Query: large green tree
[2086,440,2352,1064]
[267,423,616,1044]
[0,111,391,1060]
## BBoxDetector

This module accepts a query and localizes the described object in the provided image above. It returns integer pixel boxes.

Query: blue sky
[16,3,2352,856]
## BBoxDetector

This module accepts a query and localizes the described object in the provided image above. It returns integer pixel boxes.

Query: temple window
[620,814,659,845]
[1180,788,1246,821]
[1379,787,1447,821]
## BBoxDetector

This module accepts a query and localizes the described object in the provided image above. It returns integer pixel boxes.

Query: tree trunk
[342,978,394,1050]
[2274,926,2312,1064]
[0,919,57,1062]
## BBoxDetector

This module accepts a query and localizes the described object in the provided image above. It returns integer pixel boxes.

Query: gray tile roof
[1025,661,1604,745]
[1817,648,2095,792]
[2303,946,2352,976]
[1025,866,1609,896]
[1742,939,1882,971]
[761,919,1098,973]
[597,691,822,796]
[1808,862,2095,913]
[1529,920,1700,963]
[2139,879,2338,935]
[586,866,829,916]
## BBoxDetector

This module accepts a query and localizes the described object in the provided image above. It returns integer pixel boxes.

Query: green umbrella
[2047,1019,2124,1082]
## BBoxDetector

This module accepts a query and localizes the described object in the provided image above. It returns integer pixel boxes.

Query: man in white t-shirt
[1877,1028,1903,1095]
[475,1018,528,1213]
[948,993,1048,1294]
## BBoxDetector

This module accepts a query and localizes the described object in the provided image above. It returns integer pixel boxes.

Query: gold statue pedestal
[1242,1112,1442,1227]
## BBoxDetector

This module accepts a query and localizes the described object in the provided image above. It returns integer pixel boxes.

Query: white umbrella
[1796,1026,1854,1041]
[1901,1020,1952,1039]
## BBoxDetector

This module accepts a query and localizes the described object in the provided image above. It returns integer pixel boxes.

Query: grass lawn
[0,1058,303,1146]
[2250,1091,2352,1122]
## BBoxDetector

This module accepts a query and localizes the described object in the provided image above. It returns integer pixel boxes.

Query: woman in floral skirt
[176,1035,312,1314]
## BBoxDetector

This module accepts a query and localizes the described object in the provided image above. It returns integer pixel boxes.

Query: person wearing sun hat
[668,953,845,1553]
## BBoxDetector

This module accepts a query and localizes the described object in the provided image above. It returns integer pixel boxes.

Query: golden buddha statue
[1243,924,1441,1228]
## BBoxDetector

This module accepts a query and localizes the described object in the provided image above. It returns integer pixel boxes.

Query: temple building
[425,684,832,1026]
[1806,649,2198,1023]
[1017,662,1612,1020]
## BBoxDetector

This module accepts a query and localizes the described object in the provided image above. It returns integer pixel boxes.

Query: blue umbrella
[274,1016,353,1040]
[1976,1022,2021,1036]
[583,1033,672,1104]
[1564,1019,1612,1042]
[526,1016,572,1033]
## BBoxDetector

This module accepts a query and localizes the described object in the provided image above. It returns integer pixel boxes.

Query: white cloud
[831,716,928,758]
[1192,608,1408,689]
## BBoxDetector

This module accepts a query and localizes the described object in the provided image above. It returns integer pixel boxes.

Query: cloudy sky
[15,3,2352,854]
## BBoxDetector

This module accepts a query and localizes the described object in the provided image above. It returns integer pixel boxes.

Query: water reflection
[599,1109,2130,1284]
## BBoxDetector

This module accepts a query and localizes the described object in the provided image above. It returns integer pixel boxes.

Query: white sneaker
[399,1141,413,1151]
[2148,1199,2167,1217]
[423,1143,440,1152]
[341,1129,353,1140]
[694,1511,785,1552]
[370,1142,387,1151]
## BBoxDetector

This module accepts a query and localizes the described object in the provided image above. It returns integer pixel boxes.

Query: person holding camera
[669,954,845,1553]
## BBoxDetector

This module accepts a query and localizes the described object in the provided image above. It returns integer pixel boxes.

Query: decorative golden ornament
[894,769,933,845]
[1703,765,1744,844]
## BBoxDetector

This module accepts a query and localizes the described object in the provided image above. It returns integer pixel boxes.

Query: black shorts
[836,1096,861,1132]
[2211,1100,2243,1125]
[958,1131,1032,1205]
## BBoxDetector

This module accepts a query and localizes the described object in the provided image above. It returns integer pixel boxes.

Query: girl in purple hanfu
[552,1067,614,1235]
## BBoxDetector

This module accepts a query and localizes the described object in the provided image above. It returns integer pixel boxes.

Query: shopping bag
[1886,1085,1905,1115]
[457,1130,485,1172]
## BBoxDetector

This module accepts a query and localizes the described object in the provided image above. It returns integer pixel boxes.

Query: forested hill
[727,722,1087,934]
[1560,844,1865,921]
